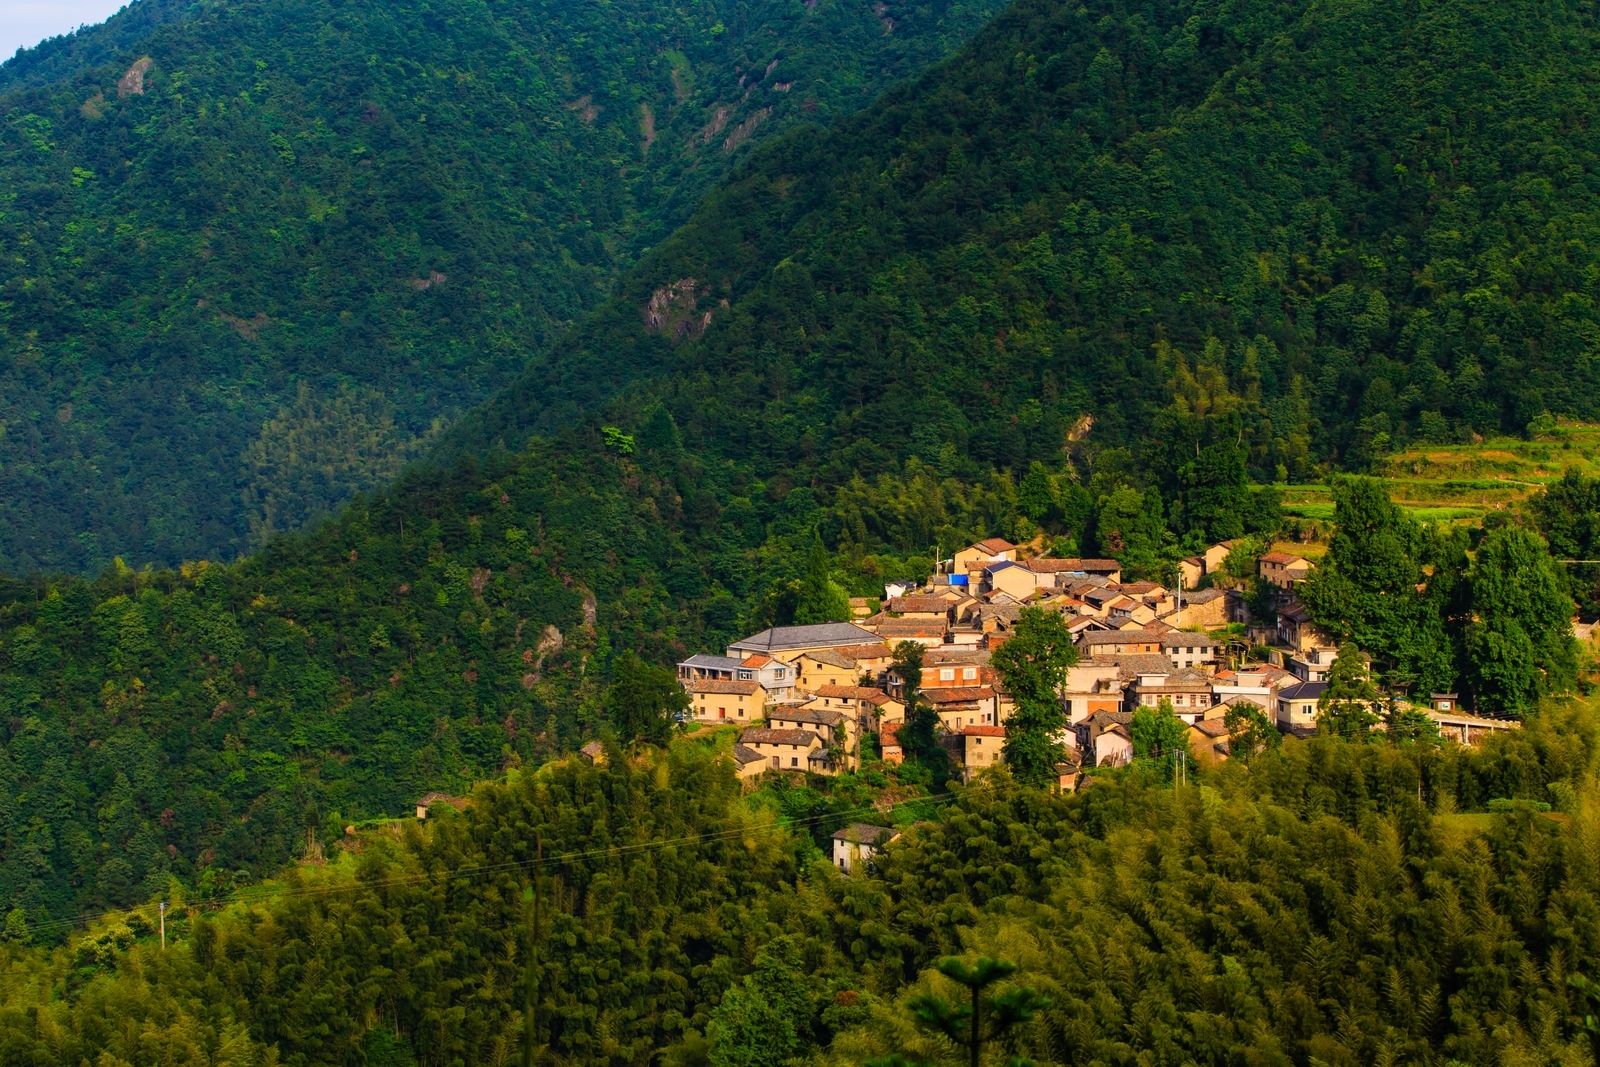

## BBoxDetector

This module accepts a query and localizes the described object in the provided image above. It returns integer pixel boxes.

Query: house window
[774,667,787,678]
[790,757,799,767]
[963,667,977,680]
[939,668,955,681]
[738,670,754,681]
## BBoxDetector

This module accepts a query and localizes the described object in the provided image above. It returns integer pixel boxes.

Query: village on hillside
[675,537,1520,809]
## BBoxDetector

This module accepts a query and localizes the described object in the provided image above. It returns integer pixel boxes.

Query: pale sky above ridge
[1,2,128,63]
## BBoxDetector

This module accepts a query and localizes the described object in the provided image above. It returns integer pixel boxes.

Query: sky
[0,1,127,62]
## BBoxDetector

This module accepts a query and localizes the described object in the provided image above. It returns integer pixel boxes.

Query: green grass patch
[1434,811,1499,848]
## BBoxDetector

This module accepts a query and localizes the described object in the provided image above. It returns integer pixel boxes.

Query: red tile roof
[921,686,996,704]
[972,537,1017,553]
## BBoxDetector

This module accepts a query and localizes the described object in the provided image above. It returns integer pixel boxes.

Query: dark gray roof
[680,653,743,671]
[731,743,765,766]
[831,823,898,847]
[1097,653,1175,679]
[739,727,819,746]
[1279,681,1329,701]
[769,707,847,728]
[1179,588,1227,604]
[730,622,878,652]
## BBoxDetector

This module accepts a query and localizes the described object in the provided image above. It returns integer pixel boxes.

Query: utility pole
[159,900,166,951]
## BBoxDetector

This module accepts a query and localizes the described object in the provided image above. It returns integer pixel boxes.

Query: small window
[790,757,799,767]
[939,668,955,681]
[963,667,977,680]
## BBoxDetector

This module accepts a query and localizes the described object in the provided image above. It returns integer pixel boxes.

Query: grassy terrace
[1279,422,1600,528]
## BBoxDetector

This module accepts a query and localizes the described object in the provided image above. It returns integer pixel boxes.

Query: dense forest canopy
[451,0,1600,496]
[0,0,1009,572]
[0,701,1597,1065]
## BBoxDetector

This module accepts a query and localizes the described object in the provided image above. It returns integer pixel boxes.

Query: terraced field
[1279,422,1600,528]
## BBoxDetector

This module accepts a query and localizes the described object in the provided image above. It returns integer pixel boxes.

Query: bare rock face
[118,57,154,98]
[639,103,657,155]
[537,623,565,659]
[696,106,731,147]
[643,278,713,341]
[722,107,772,153]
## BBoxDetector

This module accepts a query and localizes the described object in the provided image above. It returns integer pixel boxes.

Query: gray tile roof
[769,707,848,729]
[731,743,766,766]
[730,622,879,652]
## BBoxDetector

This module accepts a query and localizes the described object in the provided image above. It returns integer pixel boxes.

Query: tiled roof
[972,538,1017,553]
[739,727,819,746]
[731,743,766,765]
[1279,681,1329,701]
[1079,630,1158,647]
[1260,551,1306,565]
[831,642,893,661]
[1161,632,1221,648]
[888,595,952,614]
[769,707,847,728]
[921,686,996,704]
[740,654,773,668]
[962,725,1006,738]
[731,622,879,652]
[689,679,761,696]
[871,619,948,637]
[1101,653,1178,680]
[812,684,895,703]
[679,653,742,671]
[923,647,990,664]
[1025,557,1121,573]
[798,649,856,669]
[1279,599,1314,621]
[1134,667,1212,689]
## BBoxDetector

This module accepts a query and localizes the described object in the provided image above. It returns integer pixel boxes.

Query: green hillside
[5,0,1600,935]
[0,704,1595,1064]
[1280,422,1600,527]
[0,0,1007,572]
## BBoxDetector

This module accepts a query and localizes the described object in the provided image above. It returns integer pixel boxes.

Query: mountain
[5,0,1600,931]
[0,0,1008,573]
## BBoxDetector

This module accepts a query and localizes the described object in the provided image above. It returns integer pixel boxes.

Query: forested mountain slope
[0,0,1006,572]
[0,706,1596,1064]
[5,0,1600,932]
[455,0,1600,484]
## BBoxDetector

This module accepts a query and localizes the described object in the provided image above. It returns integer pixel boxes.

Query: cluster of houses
[677,536,1493,789]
